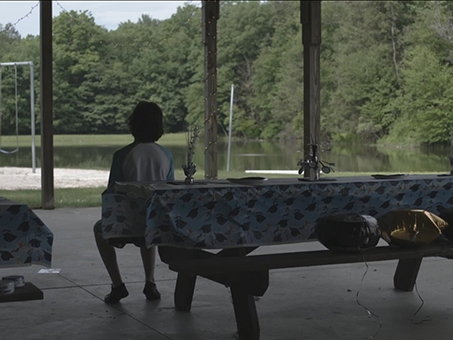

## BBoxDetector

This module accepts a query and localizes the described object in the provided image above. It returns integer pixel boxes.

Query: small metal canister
[0,279,15,294]
[2,275,25,288]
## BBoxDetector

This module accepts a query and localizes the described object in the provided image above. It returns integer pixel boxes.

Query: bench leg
[230,285,260,340]
[174,273,197,311]
[393,258,423,291]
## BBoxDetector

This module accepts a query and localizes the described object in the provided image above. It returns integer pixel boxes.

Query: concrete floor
[1,207,453,340]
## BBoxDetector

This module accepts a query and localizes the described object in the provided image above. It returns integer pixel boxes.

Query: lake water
[1,139,452,174]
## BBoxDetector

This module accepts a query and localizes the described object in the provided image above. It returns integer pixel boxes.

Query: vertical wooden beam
[40,1,54,209]
[230,285,260,340]
[174,273,197,311]
[301,1,321,178]
[202,0,219,179]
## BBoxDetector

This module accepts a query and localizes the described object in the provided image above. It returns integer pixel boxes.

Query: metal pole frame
[227,84,234,172]
[0,61,36,173]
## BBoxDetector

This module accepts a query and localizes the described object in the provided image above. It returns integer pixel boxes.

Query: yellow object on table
[378,209,448,248]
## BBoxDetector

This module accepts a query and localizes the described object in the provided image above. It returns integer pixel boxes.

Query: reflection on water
[0,139,451,173]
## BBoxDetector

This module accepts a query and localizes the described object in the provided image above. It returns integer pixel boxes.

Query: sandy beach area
[0,167,109,190]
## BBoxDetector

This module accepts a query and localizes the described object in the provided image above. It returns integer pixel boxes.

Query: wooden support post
[174,273,197,311]
[393,258,423,292]
[301,1,321,178]
[40,0,54,209]
[231,285,260,340]
[159,246,198,311]
[202,0,219,179]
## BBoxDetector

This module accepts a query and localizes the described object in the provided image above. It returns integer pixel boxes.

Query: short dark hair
[127,101,164,143]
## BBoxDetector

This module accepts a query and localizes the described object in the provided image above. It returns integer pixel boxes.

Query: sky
[0,1,201,37]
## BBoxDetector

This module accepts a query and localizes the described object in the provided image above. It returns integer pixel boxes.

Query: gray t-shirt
[108,141,174,186]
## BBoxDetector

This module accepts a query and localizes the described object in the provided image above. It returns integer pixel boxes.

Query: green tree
[0,25,39,136]
[216,1,277,138]
[5,0,453,145]
[390,46,453,144]
[320,1,415,143]
[388,1,453,144]
[129,6,202,132]
[252,1,302,140]
[53,10,107,133]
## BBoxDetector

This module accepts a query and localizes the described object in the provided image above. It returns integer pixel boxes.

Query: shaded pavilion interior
[37,0,322,208]
[5,4,453,339]
[4,206,453,340]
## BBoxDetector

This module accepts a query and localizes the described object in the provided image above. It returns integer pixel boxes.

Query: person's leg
[140,245,156,283]
[140,245,161,300]
[93,220,128,303]
[94,231,123,287]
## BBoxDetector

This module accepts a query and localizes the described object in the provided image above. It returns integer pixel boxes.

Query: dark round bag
[315,213,380,252]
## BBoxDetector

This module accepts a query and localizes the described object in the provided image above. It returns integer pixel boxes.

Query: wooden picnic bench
[159,241,453,340]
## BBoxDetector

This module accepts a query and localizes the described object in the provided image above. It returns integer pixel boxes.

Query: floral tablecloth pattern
[101,175,453,249]
[0,197,53,268]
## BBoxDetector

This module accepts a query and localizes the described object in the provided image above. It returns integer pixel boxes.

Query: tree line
[0,1,452,145]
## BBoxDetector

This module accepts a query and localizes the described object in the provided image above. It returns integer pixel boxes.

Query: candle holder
[297,144,335,180]
[182,126,200,184]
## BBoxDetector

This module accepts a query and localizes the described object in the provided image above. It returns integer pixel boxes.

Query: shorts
[94,219,146,248]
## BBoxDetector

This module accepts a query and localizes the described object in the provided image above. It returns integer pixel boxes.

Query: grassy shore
[0,187,105,209]
[0,133,191,147]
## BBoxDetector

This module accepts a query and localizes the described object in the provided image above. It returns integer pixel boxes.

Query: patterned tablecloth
[101,175,453,249]
[0,197,53,268]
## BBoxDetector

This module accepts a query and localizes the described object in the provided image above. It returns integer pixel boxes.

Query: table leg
[393,258,423,291]
[174,273,197,311]
[230,285,260,340]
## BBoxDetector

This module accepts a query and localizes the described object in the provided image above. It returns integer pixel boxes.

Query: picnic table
[0,197,53,268]
[101,175,453,339]
[0,197,53,302]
